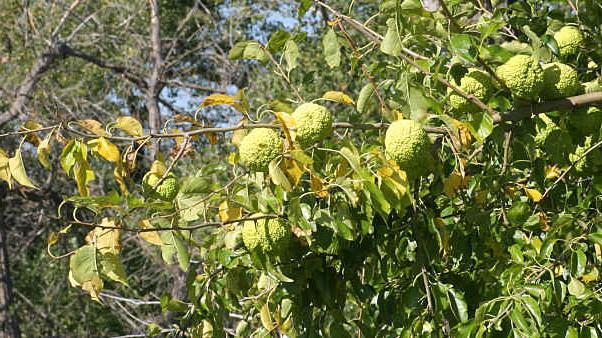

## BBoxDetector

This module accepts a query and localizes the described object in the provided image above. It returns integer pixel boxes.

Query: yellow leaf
[21,120,43,146]
[81,275,103,302]
[47,232,59,246]
[85,218,121,254]
[138,219,163,246]
[260,303,274,331]
[545,165,561,180]
[274,111,295,147]
[75,119,107,136]
[88,137,120,162]
[457,124,472,148]
[0,148,12,189]
[114,116,143,137]
[113,163,129,196]
[377,166,394,177]
[200,94,237,108]
[524,188,543,202]
[9,146,37,189]
[282,158,304,186]
[218,200,243,223]
[582,267,599,283]
[443,171,464,197]
[37,132,53,169]
[310,174,328,198]
[231,130,247,147]
[322,91,355,105]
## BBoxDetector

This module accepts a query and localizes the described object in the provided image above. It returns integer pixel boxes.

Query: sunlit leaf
[114,116,143,137]
[524,188,543,203]
[0,148,12,189]
[75,119,107,136]
[219,200,243,222]
[322,91,354,105]
[138,219,163,246]
[88,137,120,162]
[200,93,237,108]
[323,29,340,68]
[9,145,37,189]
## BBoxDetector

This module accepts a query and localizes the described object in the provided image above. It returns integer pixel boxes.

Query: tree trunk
[0,210,20,337]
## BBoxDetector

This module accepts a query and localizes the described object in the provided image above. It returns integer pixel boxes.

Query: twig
[0,124,59,138]
[540,138,602,202]
[68,214,279,233]
[153,135,190,187]
[501,130,512,174]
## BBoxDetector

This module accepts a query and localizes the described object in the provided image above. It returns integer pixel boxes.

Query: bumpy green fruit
[142,172,179,201]
[496,55,544,101]
[292,103,333,147]
[384,119,433,177]
[570,136,602,174]
[535,114,574,165]
[241,216,291,255]
[571,106,602,137]
[448,69,495,113]
[554,26,584,58]
[541,63,582,100]
[238,128,283,172]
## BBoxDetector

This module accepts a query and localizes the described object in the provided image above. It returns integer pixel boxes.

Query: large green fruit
[496,55,544,101]
[541,63,582,100]
[238,128,283,172]
[384,119,434,178]
[292,103,333,148]
[142,172,179,201]
[554,26,584,58]
[241,215,292,256]
[535,114,574,165]
[448,69,495,113]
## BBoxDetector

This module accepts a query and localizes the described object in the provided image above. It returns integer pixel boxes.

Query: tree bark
[146,0,164,159]
[0,190,20,337]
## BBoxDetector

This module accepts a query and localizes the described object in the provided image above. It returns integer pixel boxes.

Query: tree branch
[146,0,164,159]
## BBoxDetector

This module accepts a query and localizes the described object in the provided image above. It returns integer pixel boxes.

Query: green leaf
[69,245,99,284]
[567,278,586,298]
[570,249,586,277]
[520,295,542,327]
[447,288,469,322]
[356,83,375,113]
[268,160,292,192]
[228,41,268,62]
[380,18,402,56]
[160,231,190,271]
[467,112,494,143]
[284,40,299,72]
[99,252,128,285]
[450,34,477,62]
[267,30,290,53]
[323,29,340,68]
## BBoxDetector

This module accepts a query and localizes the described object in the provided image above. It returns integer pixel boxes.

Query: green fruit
[238,128,283,172]
[554,26,584,58]
[384,119,434,178]
[541,63,582,100]
[508,201,531,226]
[241,215,291,255]
[292,103,333,148]
[448,69,495,113]
[570,136,602,174]
[496,55,544,101]
[142,172,179,201]
[535,114,574,165]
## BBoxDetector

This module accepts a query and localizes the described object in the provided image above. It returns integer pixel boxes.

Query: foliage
[1,0,602,337]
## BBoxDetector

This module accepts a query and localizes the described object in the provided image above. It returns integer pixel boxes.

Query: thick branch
[500,92,602,123]
[146,0,164,158]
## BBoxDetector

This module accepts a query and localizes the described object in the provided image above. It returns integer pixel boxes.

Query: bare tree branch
[146,0,164,159]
